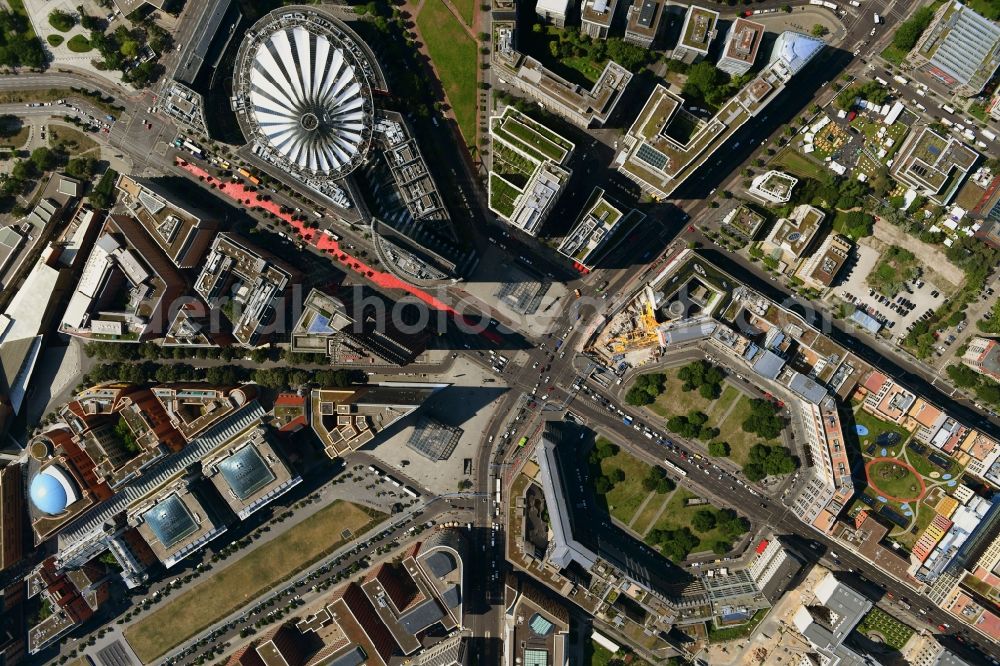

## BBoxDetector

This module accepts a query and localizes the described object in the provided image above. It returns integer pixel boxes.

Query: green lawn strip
[488,173,519,217]
[450,0,476,26]
[501,119,567,161]
[493,126,549,163]
[773,147,827,180]
[125,501,385,663]
[416,0,478,146]
[600,449,656,525]
[648,488,731,551]
[631,487,675,535]
[856,607,914,650]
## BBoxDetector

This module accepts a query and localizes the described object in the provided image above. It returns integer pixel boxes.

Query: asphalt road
[7,5,997,658]
[470,341,1000,661]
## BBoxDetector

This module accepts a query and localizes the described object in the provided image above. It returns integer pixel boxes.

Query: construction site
[587,249,733,366]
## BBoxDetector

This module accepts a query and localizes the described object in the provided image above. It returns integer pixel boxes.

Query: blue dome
[30,471,69,515]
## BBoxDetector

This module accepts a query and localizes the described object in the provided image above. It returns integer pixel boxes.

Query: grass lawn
[647,488,735,550]
[50,125,99,154]
[631,487,675,534]
[856,607,914,650]
[647,367,716,419]
[67,35,92,53]
[708,384,740,419]
[850,406,913,451]
[417,0,477,146]
[0,123,30,150]
[891,501,935,548]
[868,460,922,500]
[904,444,961,479]
[716,395,779,466]
[773,147,827,180]
[125,501,384,663]
[648,373,780,466]
[586,641,618,666]
[880,43,908,65]
[451,0,476,26]
[600,448,656,525]
[47,34,64,47]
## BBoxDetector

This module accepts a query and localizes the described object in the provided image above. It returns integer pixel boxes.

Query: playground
[851,404,966,550]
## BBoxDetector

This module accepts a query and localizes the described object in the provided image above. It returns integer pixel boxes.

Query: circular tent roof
[236,13,376,178]
[29,466,79,515]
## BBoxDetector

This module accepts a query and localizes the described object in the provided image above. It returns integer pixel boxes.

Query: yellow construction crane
[610,298,660,353]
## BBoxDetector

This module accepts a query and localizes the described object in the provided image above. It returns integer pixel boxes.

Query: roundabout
[864,457,925,503]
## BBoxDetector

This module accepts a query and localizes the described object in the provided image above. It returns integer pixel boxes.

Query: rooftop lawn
[851,405,913,451]
[855,607,914,650]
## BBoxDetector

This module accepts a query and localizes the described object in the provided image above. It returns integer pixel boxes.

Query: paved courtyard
[364,356,509,495]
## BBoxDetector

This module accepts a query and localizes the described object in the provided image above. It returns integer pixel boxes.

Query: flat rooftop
[203,425,301,519]
[194,233,294,345]
[581,0,617,28]
[134,488,226,568]
[627,0,666,40]
[116,174,215,267]
[724,18,765,65]
[916,0,1000,93]
[309,384,443,457]
[557,188,641,268]
[679,6,718,53]
[893,126,978,199]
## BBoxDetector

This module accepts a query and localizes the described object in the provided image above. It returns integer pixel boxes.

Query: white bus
[663,460,688,477]
[402,486,419,498]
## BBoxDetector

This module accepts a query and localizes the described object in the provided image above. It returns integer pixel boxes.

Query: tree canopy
[741,399,784,439]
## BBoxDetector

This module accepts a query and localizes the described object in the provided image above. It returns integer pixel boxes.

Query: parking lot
[833,244,947,337]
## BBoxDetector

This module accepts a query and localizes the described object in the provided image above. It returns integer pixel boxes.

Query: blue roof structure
[218,445,276,500]
[788,372,828,405]
[142,494,199,548]
[850,310,882,334]
[752,350,785,380]
[29,471,70,515]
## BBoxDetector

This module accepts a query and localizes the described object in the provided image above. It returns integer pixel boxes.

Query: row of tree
[946,364,1000,408]
[82,361,366,391]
